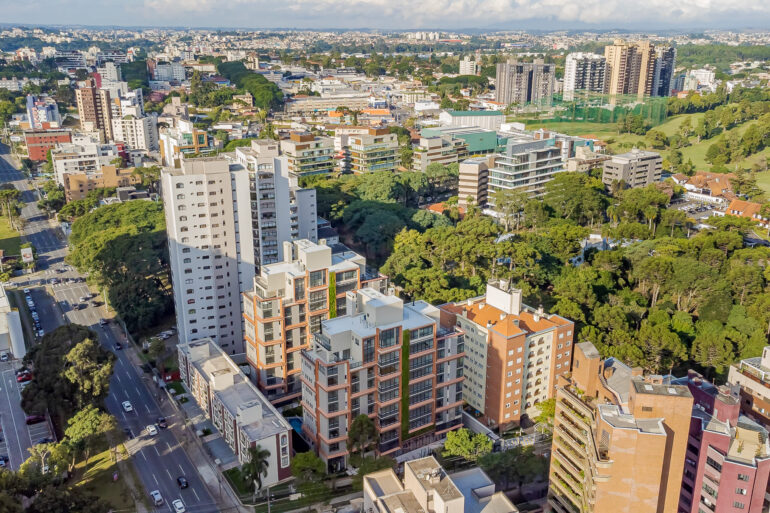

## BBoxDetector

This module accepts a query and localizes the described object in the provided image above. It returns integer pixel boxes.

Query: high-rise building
[242,239,388,404]
[279,132,335,177]
[563,53,606,100]
[440,280,574,431]
[159,118,214,167]
[153,62,186,82]
[548,342,694,513]
[347,128,399,174]
[75,77,113,142]
[411,135,468,173]
[603,40,656,98]
[161,147,318,353]
[300,288,465,472]
[111,114,158,151]
[652,46,677,97]
[487,136,563,201]
[457,157,491,209]
[494,59,555,106]
[459,56,480,76]
[601,149,662,189]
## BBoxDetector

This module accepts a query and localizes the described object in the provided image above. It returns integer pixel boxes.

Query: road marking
[141,450,147,461]
[167,442,173,452]
[136,386,141,397]
[192,489,200,502]
[153,473,158,485]
[165,468,172,480]
[154,446,160,456]
[178,464,184,474]
[115,374,121,384]
[145,404,152,413]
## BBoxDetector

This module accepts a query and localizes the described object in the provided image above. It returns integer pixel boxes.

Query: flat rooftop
[407,457,463,502]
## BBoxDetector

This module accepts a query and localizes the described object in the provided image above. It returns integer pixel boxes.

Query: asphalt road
[0,144,219,512]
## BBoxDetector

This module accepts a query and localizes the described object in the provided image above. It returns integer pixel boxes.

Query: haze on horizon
[3,0,770,31]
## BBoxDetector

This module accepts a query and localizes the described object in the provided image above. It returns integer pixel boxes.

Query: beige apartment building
[242,239,387,404]
[458,156,492,209]
[548,342,693,513]
[601,148,662,189]
[411,135,468,173]
[301,288,465,471]
[348,128,399,174]
[604,40,657,98]
[63,165,142,201]
[75,77,113,142]
[280,132,335,177]
[440,280,574,431]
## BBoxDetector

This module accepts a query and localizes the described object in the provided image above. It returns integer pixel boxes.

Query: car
[25,415,45,425]
[50,278,59,284]
[0,456,7,468]
[114,342,122,350]
[0,351,9,362]
[90,301,100,308]
[99,318,108,326]
[19,380,31,389]
[122,401,133,412]
[75,303,86,311]
[146,425,158,436]
[122,427,133,439]
[31,312,39,320]
[176,476,188,489]
[157,333,170,340]
[37,330,44,337]
[172,499,186,513]
[150,490,164,506]
[23,288,30,294]
[15,368,29,376]
[157,417,167,429]
[78,296,88,303]
[16,373,31,383]
[55,268,65,274]
[35,437,54,445]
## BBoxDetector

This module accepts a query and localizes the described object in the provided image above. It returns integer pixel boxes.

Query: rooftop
[444,110,504,117]
[407,457,463,502]
[597,404,666,435]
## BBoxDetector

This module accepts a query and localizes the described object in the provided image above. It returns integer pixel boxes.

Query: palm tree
[241,445,271,494]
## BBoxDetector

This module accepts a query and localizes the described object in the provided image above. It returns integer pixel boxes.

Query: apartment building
[153,62,186,82]
[111,114,158,151]
[412,135,468,173]
[280,132,335,177]
[363,456,519,513]
[548,342,693,513]
[728,347,770,426]
[159,118,214,168]
[285,94,370,115]
[601,149,662,189]
[162,147,318,352]
[653,46,677,97]
[604,40,657,97]
[495,59,555,106]
[438,111,504,132]
[23,129,71,161]
[177,338,293,483]
[301,288,465,472]
[348,128,399,174]
[563,53,606,100]
[440,280,573,431]
[457,157,491,209]
[63,165,141,201]
[459,56,480,76]
[25,94,61,129]
[487,136,563,203]
[242,239,388,404]
[75,77,113,141]
[672,370,770,513]
[51,136,122,185]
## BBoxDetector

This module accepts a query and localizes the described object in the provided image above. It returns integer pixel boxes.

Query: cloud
[140,0,770,27]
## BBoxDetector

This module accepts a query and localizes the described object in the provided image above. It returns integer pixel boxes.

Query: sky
[3,0,770,30]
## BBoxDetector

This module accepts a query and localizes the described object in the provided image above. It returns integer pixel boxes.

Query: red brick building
[24,129,71,161]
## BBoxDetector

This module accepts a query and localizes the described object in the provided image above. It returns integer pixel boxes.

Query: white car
[0,351,8,362]
[23,288,30,294]
[122,401,133,412]
[146,424,158,436]
[150,490,163,506]
[172,499,186,513]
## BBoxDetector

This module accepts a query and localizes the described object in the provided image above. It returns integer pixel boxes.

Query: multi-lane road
[0,143,219,512]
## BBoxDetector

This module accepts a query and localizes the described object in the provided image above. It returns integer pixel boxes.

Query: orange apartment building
[242,239,387,405]
[548,342,693,513]
[62,165,142,201]
[440,280,574,431]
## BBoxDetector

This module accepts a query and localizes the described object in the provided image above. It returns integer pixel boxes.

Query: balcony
[379,439,400,453]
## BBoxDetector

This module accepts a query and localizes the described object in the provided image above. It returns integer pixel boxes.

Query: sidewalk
[113,323,250,513]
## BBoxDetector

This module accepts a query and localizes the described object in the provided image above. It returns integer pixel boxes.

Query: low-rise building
[178,338,293,482]
[63,165,142,202]
[159,119,214,168]
[440,280,574,431]
[23,129,71,161]
[280,132,335,177]
[412,136,468,173]
[457,157,492,209]
[348,128,399,174]
[439,110,504,131]
[51,136,122,186]
[565,146,611,173]
[25,94,61,130]
[601,149,662,189]
[363,456,519,513]
[724,199,768,228]
[301,288,465,471]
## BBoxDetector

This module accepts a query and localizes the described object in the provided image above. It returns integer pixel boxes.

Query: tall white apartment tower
[563,53,606,100]
[162,143,318,353]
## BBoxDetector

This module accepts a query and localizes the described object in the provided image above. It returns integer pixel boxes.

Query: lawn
[755,171,770,197]
[75,444,138,511]
[223,467,251,498]
[0,215,22,257]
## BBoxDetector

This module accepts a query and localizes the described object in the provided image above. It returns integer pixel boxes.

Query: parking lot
[670,198,720,221]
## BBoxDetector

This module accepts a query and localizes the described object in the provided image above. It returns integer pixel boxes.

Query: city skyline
[4,0,770,30]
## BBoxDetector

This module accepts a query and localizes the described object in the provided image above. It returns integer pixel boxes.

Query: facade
[63,165,142,202]
[177,338,293,482]
[111,114,159,151]
[440,280,574,430]
[280,132,335,177]
[459,57,480,76]
[601,149,662,189]
[301,288,465,471]
[728,347,770,426]
[51,136,122,185]
[495,59,555,106]
[347,128,399,174]
[242,239,388,404]
[363,456,519,513]
[75,77,113,141]
[548,342,694,513]
[653,46,677,97]
[153,62,186,82]
[285,94,370,115]
[162,146,318,353]
[438,111,504,132]
[0,285,26,360]
[25,94,61,129]
[487,137,563,203]
[457,157,491,209]
[604,40,657,98]
[412,135,468,173]
[23,129,71,161]
[421,126,501,155]
[159,119,214,167]
[563,53,606,100]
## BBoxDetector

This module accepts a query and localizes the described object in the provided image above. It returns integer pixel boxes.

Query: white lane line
[167,442,173,452]
[178,464,184,474]
[165,468,172,480]
[145,404,152,414]
[192,489,200,502]
[115,374,121,384]
[121,411,127,422]
[141,450,147,461]
[154,446,160,456]
[153,473,158,485]
[136,386,141,397]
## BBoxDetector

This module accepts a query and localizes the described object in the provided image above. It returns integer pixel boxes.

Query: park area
[0,214,22,257]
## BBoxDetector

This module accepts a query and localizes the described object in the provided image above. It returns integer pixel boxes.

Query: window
[176,183,184,189]
[738,474,750,481]
[176,194,185,199]
[735,488,747,495]
[309,270,326,287]
[733,502,745,510]
[706,456,722,473]
[179,216,187,221]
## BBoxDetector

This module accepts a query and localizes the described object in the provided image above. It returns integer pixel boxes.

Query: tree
[64,405,116,466]
[351,456,396,491]
[348,414,378,457]
[240,445,271,493]
[493,188,528,231]
[63,338,115,408]
[147,337,166,371]
[26,485,111,513]
[291,451,326,483]
[534,398,555,425]
[442,428,493,462]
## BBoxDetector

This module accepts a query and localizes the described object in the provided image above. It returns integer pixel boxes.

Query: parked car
[0,351,9,362]
[122,401,133,412]
[157,417,167,429]
[146,425,158,436]
[114,342,122,350]
[23,288,30,294]
[35,437,54,445]
[122,427,133,440]
[0,455,8,468]
[37,330,44,337]
[16,372,32,383]
[172,499,186,513]
[150,490,163,506]
[25,415,45,425]
[176,476,188,489]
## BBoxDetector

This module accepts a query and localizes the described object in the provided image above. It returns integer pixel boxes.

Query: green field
[75,444,139,511]
[755,171,770,197]
[0,216,21,257]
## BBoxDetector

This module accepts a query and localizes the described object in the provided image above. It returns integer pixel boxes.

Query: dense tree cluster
[216,61,283,110]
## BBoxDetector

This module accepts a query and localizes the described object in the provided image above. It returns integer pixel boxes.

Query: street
[0,144,220,512]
